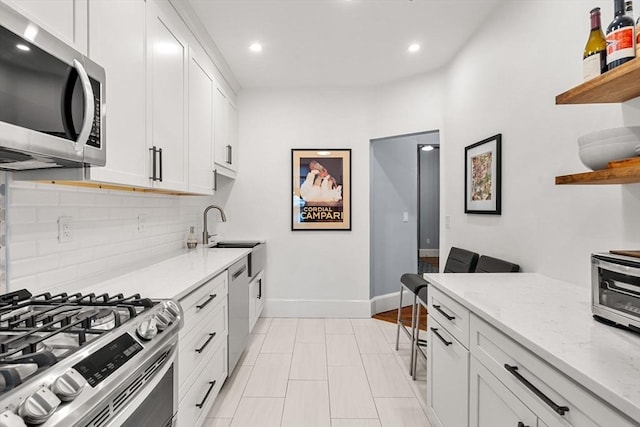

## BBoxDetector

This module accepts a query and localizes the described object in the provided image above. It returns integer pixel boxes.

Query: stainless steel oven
[0,290,183,426]
[592,252,640,333]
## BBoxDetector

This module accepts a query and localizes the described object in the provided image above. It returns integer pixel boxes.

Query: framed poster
[291,149,351,231]
[465,134,501,215]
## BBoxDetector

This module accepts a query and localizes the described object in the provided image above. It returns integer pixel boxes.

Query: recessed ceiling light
[408,43,421,53]
[16,44,30,51]
[421,145,434,151]
[249,43,263,52]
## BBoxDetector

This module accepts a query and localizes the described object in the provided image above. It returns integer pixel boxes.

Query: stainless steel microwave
[0,3,105,170]
[592,252,640,334]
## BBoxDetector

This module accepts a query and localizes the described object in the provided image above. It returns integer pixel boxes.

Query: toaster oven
[591,252,640,334]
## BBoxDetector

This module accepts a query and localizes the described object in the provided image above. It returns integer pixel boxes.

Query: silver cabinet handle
[72,59,95,153]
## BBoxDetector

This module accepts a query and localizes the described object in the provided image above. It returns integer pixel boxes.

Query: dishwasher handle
[231,265,247,281]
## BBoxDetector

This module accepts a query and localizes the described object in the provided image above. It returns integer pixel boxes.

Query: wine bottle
[607,0,636,70]
[584,7,607,80]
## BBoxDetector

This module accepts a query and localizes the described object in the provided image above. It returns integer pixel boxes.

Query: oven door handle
[605,279,640,298]
[72,59,95,153]
[196,380,217,409]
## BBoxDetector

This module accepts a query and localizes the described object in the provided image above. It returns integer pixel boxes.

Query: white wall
[441,0,640,286]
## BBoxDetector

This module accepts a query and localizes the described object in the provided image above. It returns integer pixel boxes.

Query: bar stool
[395,273,428,377]
[474,255,520,272]
[413,285,428,379]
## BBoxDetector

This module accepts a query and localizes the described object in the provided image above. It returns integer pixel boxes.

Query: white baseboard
[419,249,439,258]
[370,291,413,316]
[263,299,371,318]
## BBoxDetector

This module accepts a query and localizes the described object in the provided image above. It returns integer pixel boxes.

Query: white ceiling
[186,0,502,89]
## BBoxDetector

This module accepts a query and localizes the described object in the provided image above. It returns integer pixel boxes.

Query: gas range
[0,289,183,426]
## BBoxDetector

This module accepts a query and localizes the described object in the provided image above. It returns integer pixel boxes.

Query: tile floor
[203,317,430,427]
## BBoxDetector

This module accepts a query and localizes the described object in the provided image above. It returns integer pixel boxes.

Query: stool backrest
[475,255,520,273]
[443,247,479,273]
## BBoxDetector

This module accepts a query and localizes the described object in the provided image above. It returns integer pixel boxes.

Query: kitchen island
[423,272,640,427]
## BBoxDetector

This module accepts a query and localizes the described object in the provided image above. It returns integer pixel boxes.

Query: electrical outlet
[137,214,146,232]
[427,238,431,244]
[58,217,72,243]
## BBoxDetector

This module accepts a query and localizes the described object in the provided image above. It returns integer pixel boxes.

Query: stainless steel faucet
[203,205,227,244]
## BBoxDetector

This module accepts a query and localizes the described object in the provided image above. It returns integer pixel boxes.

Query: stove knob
[18,387,61,425]
[136,318,158,340]
[0,411,27,427]
[164,302,180,320]
[154,313,169,331]
[51,368,87,401]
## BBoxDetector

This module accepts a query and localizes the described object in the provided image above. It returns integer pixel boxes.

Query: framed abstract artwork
[291,149,351,230]
[465,134,501,215]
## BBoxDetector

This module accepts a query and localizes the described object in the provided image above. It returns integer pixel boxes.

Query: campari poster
[291,149,351,231]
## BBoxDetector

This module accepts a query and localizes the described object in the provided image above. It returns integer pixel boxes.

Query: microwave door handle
[72,59,95,153]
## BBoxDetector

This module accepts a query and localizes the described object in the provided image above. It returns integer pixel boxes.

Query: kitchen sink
[211,241,262,249]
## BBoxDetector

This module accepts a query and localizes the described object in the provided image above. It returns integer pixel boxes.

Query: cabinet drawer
[427,316,469,427]
[470,356,540,427]
[180,271,227,333]
[179,299,227,393]
[428,286,470,348]
[470,314,635,427]
[178,339,227,427]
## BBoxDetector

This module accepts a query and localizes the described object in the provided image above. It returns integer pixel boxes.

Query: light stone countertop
[81,246,251,301]
[423,272,640,422]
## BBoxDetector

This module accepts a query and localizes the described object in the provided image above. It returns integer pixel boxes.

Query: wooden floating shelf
[556,58,640,104]
[556,157,640,185]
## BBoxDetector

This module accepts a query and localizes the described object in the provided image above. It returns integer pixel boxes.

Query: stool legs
[395,284,404,351]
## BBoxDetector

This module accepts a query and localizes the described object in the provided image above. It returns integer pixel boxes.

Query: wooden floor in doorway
[372,305,427,331]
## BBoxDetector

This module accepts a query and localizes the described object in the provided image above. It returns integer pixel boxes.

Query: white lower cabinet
[427,316,469,427]
[470,357,542,427]
[248,271,264,332]
[470,314,635,427]
[427,287,637,427]
[178,339,227,426]
[178,271,228,426]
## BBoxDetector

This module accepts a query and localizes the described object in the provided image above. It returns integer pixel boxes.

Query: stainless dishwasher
[228,256,249,375]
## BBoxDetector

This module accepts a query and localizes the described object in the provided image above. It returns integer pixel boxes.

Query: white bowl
[578,126,640,170]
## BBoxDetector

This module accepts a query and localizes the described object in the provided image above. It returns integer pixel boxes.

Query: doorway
[369,130,440,312]
[418,143,440,274]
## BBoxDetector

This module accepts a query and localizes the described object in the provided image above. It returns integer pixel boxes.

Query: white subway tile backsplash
[6,179,215,294]
[9,241,36,260]
[10,187,59,206]
[11,254,59,278]
[9,207,36,224]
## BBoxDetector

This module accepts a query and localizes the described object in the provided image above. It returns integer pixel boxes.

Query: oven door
[102,349,178,427]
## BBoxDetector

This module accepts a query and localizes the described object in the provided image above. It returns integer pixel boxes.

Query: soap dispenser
[186,226,198,249]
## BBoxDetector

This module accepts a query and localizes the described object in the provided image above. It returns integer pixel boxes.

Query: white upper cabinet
[87,0,148,187]
[146,0,189,192]
[188,46,216,195]
[214,84,238,177]
[2,0,87,54]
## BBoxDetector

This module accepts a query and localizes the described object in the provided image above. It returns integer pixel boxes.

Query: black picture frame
[464,134,502,215]
[291,149,352,231]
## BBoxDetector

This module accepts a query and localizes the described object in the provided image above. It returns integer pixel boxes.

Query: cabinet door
[2,0,87,53]
[470,357,538,427]
[187,47,215,195]
[147,0,189,192]
[87,0,148,187]
[213,85,229,168]
[427,317,469,427]
[227,100,238,171]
